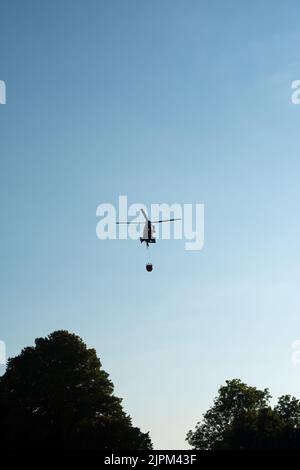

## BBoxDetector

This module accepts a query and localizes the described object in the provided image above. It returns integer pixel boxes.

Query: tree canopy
[187,379,300,450]
[0,330,152,450]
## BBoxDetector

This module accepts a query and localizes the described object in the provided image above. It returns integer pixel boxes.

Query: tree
[186,379,300,450]
[0,330,152,450]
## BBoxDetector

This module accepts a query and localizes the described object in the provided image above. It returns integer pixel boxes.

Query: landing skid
[140,238,156,247]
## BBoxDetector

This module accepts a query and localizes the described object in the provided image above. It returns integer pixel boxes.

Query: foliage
[0,330,152,450]
[187,379,300,450]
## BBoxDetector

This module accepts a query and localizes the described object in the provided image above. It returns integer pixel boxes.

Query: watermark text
[0,340,6,365]
[96,196,204,251]
[0,80,6,104]
[291,80,300,105]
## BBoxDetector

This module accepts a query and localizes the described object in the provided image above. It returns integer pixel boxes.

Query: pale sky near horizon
[1,0,300,449]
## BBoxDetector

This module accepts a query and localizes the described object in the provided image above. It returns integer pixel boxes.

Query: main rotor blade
[140,208,149,221]
[152,218,181,223]
[116,221,144,224]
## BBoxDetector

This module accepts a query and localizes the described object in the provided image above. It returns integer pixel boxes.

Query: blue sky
[1,0,300,449]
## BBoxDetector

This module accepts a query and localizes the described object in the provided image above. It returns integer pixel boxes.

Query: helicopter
[116,209,180,272]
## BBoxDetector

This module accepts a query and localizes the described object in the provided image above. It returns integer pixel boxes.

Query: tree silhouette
[0,330,152,450]
[187,379,300,450]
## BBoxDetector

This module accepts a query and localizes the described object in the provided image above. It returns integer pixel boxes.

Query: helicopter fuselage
[140,220,156,247]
